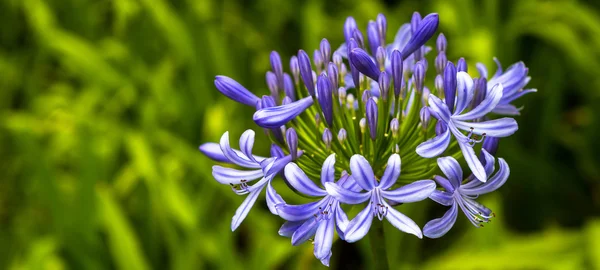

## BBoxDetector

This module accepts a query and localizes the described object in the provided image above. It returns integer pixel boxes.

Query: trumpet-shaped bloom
[203,130,299,231]
[416,71,517,181]
[325,154,436,242]
[276,154,358,267]
[423,151,510,238]
[477,58,537,115]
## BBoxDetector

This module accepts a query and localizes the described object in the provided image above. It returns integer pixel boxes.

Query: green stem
[369,221,389,270]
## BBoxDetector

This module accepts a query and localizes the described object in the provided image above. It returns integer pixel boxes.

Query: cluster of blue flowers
[200,12,535,266]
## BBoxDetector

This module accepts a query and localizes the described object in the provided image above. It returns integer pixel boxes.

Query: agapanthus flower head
[200,11,534,267]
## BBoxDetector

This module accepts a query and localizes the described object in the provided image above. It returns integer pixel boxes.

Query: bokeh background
[1,0,600,269]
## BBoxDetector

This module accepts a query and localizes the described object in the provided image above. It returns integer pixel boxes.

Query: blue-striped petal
[453,83,503,121]
[277,199,329,222]
[284,163,327,197]
[239,130,258,163]
[437,156,462,189]
[381,180,436,203]
[453,71,475,114]
[457,140,487,182]
[253,96,314,128]
[461,157,510,196]
[313,216,335,260]
[279,221,303,237]
[423,202,458,238]
[324,182,370,204]
[428,94,451,122]
[199,143,230,163]
[453,118,518,137]
[266,181,284,215]
[430,190,453,206]
[291,219,319,246]
[379,154,401,190]
[219,131,261,168]
[321,154,336,186]
[383,201,422,238]
[349,154,376,190]
[344,205,374,243]
[231,186,263,231]
[212,166,264,185]
[401,13,438,59]
[416,126,450,158]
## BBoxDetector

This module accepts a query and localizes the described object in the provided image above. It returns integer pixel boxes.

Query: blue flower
[416,69,517,181]
[324,154,436,242]
[422,150,510,238]
[200,130,299,231]
[476,58,537,115]
[276,154,358,267]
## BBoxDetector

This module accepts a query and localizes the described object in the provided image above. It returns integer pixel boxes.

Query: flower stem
[369,221,389,270]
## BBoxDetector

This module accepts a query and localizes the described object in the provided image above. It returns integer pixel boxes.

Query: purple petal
[212,166,264,185]
[284,163,327,197]
[453,72,475,114]
[321,154,336,186]
[383,201,422,238]
[416,127,451,158]
[476,62,488,79]
[319,252,332,267]
[350,48,381,81]
[199,143,230,163]
[349,154,376,190]
[423,202,458,238]
[453,83,503,121]
[253,96,314,128]
[379,154,401,190]
[277,199,328,222]
[313,216,335,260]
[270,144,285,158]
[430,190,453,206]
[428,94,451,122]
[231,186,263,231]
[501,88,537,104]
[453,118,518,137]
[214,76,260,107]
[381,180,436,203]
[219,132,261,168]
[461,157,509,195]
[324,182,370,204]
[457,140,487,182]
[266,181,285,215]
[437,156,462,189]
[239,130,258,163]
[401,13,439,59]
[279,221,303,237]
[492,104,521,115]
[344,206,374,243]
[335,203,349,240]
[291,219,319,245]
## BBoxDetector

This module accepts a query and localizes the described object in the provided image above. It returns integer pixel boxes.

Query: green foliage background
[1,0,600,269]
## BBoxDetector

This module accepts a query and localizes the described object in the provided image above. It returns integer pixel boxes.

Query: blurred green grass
[1,0,599,269]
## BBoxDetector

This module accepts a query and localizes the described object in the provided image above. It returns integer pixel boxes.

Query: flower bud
[391,50,403,99]
[457,57,468,72]
[290,56,300,85]
[338,87,347,105]
[376,46,386,71]
[366,98,378,140]
[350,48,381,81]
[283,73,295,101]
[420,106,431,129]
[322,128,333,150]
[390,118,399,138]
[435,74,444,94]
[367,21,380,55]
[298,50,315,96]
[327,62,339,89]
[317,73,334,127]
[435,51,447,75]
[377,13,387,46]
[359,118,367,134]
[314,49,324,73]
[344,17,358,45]
[266,71,278,99]
[402,13,439,60]
[362,89,372,104]
[286,127,298,160]
[337,128,347,144]
[320,38,332,63]
[282,96,292,105]
[333,52,343,68]
[411,12,422,34]
[414,61,425,93]
[270,51,284,90]
[353,28,365,49]
[214,75,259,107]
[444,62,457,112]
[346,93,355,109]
[378,71,390,101]
[436,33,447,52]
